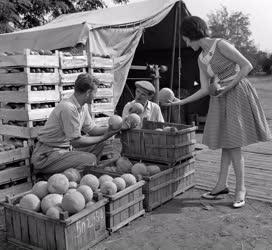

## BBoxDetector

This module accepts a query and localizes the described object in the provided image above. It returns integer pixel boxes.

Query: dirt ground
[0,76,271,250]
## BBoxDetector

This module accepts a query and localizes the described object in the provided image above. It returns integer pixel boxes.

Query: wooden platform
[195,141,272,203]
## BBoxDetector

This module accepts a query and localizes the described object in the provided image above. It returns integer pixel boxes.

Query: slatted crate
[59,83,74,100]
[91,56,114,70]
[59,68,87,83]
[92,97,114,113]
[59,51,88,69]
[92,72,114,83]
[0,49,59,68]
[0,193,108,250]
[96,82,113,98]
[90,159,174,212]
[0,102,56,121]
[172,158,195,197]
[0,84,60,103]
[120,120,197,165]
[0,120,46,139]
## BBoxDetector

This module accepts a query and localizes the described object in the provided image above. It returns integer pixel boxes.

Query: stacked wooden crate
[89,55,115,156]
[0,49,60,199]
[119,120,197,210]
[59,51,88,100]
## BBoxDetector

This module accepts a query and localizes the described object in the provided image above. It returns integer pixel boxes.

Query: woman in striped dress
[164,16,272,208]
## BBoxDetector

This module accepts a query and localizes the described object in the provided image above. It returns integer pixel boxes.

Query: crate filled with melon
[0,169,109,250]
[92,156,175,212]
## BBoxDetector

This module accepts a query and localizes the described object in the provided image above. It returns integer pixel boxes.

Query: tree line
[0,1,271,74]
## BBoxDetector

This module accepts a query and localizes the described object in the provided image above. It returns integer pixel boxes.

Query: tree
[207,6,259,71]
[0,0,129,33]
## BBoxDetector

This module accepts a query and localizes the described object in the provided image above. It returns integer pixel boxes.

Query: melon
[108,115,123,130]
[146,165,161,176]
[158,88,175,104]
[121,173,137,187]
[123,113,141,129]
[100,181,118,195]
[46,206,63,219]
[131,163,148,176]
[163,126,178,133]
[77,185,93,202]
[86,200,96,208]
[155,128,163,131]
[41,194,63,214]
[80,174,99,191]
[32,181,48,199]
[19,194,40,212]
[66,189,77,195]
[116,156,133,173]
[128,102,144,115]
[69,181,78,189]
[113,177,126,191]
[61,191,85,214]
[99,174,113,186]
[63,168,81,183]
[47,174,69,194]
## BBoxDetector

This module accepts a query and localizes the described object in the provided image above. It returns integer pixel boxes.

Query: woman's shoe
[201,187,230,199]
[233,190,246,208]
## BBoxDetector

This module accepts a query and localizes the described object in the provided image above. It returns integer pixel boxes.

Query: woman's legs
[211,148,231,193]
[229,147,246,201]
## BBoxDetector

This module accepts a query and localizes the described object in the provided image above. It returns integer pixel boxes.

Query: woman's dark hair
[74,73,99,93]
[181,16,209,41]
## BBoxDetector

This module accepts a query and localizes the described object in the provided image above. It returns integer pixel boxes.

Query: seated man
[122,81,164,124]
[31,73,119,174]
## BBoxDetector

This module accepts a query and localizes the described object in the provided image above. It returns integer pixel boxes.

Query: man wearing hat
[31,73,120,174]
[122,80,164,124]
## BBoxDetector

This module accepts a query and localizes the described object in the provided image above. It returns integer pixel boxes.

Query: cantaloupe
[99,174,113,186]
[131,163,148,176]
[47,174,69,194]
[108,115,123,130]
[113,177,126,192]
[63,168,81,183]
[86,200,96,208]
[116,156,133,173]
[41,194,63,214]
[146,165,161,176]
[61,191,85,214]
[77,185,93,202]
[100,181,118,195]
[163,126,178,133]
[19,194,40,212]
[80,174,99,191]
[69,181,78,189]
[46,206,63,219]
[121,173,137,187]
[158,88,175,104]
[129,102,144,115]
[32,181,48,199]
[123,113,141,129]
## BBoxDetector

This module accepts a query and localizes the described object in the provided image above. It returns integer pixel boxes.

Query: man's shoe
[233,200,245,208]
[201,187,230,199]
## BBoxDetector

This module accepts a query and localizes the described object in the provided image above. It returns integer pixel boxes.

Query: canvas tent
[0,0,208,120]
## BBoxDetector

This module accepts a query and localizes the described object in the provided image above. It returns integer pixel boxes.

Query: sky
[105,0,272,52]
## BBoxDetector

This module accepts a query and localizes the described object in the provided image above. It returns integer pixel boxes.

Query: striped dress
[200,39,272,149]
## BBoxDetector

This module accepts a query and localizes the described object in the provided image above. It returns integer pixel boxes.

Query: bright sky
[105,0,272,52]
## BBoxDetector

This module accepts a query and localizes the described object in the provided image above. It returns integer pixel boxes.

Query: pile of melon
[154,126,179,133]
[17,168,139,218]
[102,156,161,179]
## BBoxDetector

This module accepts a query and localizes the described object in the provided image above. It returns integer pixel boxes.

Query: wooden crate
[0,194,108,250]
[96,83,113,98]
[59,51,88,69]
[0,104,55,121]
[90,57,114,70]
[0,84,60,103]
[59,68,87,83]
[0,68,60,85]
[59,83,74,100]
[0,144,30,166]
[92,97,114,113]
[93,72,114,83]
[172,158,195,197]
[0,49,59,68]
[120,120,197,165]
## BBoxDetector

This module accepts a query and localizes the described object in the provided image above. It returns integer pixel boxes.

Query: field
[0,75,272,250]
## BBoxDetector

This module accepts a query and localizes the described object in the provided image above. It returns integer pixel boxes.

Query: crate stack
[0,49,61,198]
[89,55,116,156]
[119,120,197,211]
[59,51,88,100]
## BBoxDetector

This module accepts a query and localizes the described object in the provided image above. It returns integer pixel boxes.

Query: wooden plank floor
[195,139,272,203]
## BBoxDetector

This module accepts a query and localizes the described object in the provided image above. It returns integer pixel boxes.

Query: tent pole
[168,2,179,122]
[177,0,182,123]
[86,31,93,115]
